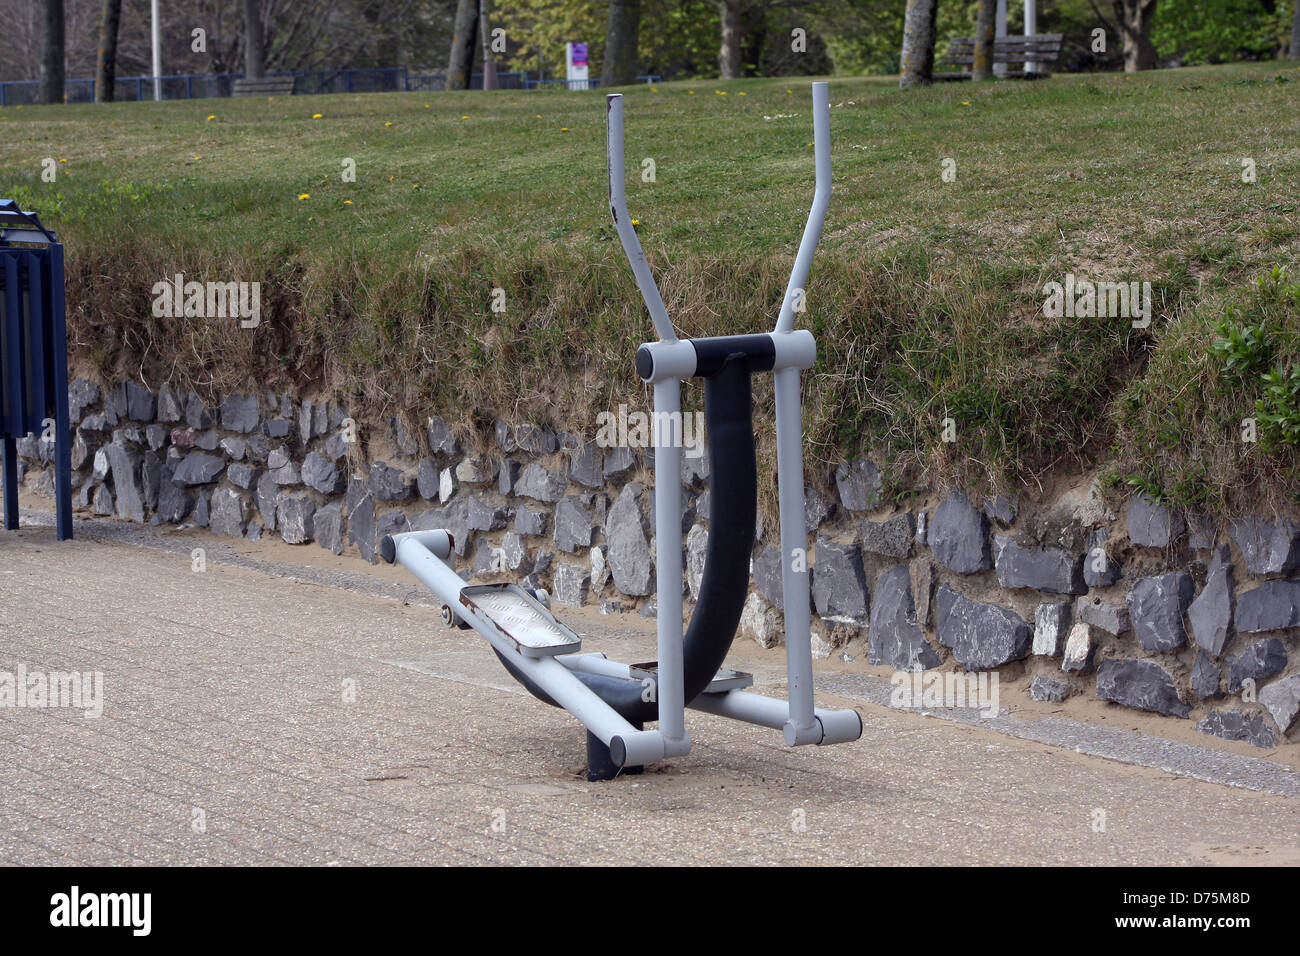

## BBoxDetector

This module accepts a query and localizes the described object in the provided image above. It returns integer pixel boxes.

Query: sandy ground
[1,506,1298,864]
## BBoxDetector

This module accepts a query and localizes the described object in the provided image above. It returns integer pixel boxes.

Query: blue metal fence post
[0,200,73,540]
[48,242,71,540]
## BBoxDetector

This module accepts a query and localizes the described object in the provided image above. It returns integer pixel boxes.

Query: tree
[244,0,265,79]
[603,0,642,86]
[1113,0,1158,70]
[94,0,123,102]
[1290,0,1299,58]
[718,0,743,78]
[480,0,498,89]
[972,0,995,79]
[899,0,937,88]
[447,0,479,89]
[39,0,65,103]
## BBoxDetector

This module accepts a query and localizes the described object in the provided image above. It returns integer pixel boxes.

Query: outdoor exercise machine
[381,82,861,780]
[0,199,73,541]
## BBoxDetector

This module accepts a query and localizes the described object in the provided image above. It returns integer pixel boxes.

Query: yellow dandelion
[388,175,395,181]
[738,91,746,96]
[192,155,200,161]
[344,200,353,205]
[560,127,569,131]
[206,114,215,121]
[715,90,726,95]
[631,218,640,226]
[688,90,695,95]
[298,193,310,200]
[651,87,658,92]
[385,121,393,126]
[59,158,67,163]
[461,115,469,120]
[786,88,792,93]
[425,103,431,108]
[961,101,970,106]
[312,112,323,119]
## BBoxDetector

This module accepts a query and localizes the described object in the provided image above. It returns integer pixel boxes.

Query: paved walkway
[1,520,1297,865]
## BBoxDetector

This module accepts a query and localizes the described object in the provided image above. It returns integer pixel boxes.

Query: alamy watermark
[1042,273,1152,327]
[0,664,102,718]
[151,273,260,328]
[595,404,705,458]
[890,669,999,719]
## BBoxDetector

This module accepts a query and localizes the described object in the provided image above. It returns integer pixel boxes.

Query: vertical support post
[653,378,687,750]
[774,366,817,744]
[48,243,71,541]
[994,0,1008,76]
[2,437,16,530]
[774,82,830,335]
[151,0,162,101]
[1023,0,1038,74]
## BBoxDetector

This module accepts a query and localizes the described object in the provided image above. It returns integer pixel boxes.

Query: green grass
[2,63,1298,512]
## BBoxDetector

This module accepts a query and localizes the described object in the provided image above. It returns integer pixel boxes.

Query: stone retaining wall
[11,376,1300,749]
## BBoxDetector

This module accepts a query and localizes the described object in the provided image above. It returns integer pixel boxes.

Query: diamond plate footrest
[459,584,582,658]
[628,662,754,694]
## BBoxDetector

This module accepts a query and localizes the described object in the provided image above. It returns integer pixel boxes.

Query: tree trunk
[95,0,122,103]
[718,0,742,79]
[603,0,641,87]
[1112,0,1159,71]
[244,0,265,80]
[899,0,937,89]
[447,0,478,90]
[1290,0,1300,59]
[39,0,65,104]
[480,0,498,90]
[972,0,996,80]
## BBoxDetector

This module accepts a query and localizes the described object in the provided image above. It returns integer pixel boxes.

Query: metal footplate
[628,662,754,694]
[459,584,582,658]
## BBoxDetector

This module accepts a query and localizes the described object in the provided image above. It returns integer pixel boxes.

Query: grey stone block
[930,491,991,574]
[935,584,1032,671]
[1189,545,1234,655]
[1096,658,1190,718]
[220,393,260,433]
[208,487,248,537]
[606,483,653,596]
[368,461,414,500]
[834,459,881,512]
[868,565,941,671]
[1032,602,1071,656]
[1030,674,1071,703]
[811,536,869,626]
[992,535,1085,594]
[1196,710,1276,749]
[859,513,914,558]
[1192,652,1223,700]
[1127,572,1194,653]
[1229,515,1300,576]
[1235,579,1300,633]
[1077,596,1130,636]
[1127,494,1184,548]
[1225,638,1287,693]
[1259,673,1300,735]
[172,451,225,487]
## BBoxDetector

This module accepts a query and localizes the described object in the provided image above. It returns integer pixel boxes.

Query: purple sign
[571,42,588,67]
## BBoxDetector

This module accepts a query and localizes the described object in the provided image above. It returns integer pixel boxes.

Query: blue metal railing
[0,200,72,540]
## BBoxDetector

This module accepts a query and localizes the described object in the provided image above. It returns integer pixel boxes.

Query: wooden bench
[940,33,1063,80]
[232,76,296,97]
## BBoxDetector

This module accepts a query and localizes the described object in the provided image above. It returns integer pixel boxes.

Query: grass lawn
[2,63,1298,511]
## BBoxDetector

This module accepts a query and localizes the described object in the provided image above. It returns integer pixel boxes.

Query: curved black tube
[499,351,759,729]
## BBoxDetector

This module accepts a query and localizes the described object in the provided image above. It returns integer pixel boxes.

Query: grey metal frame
[385,82,861,769]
